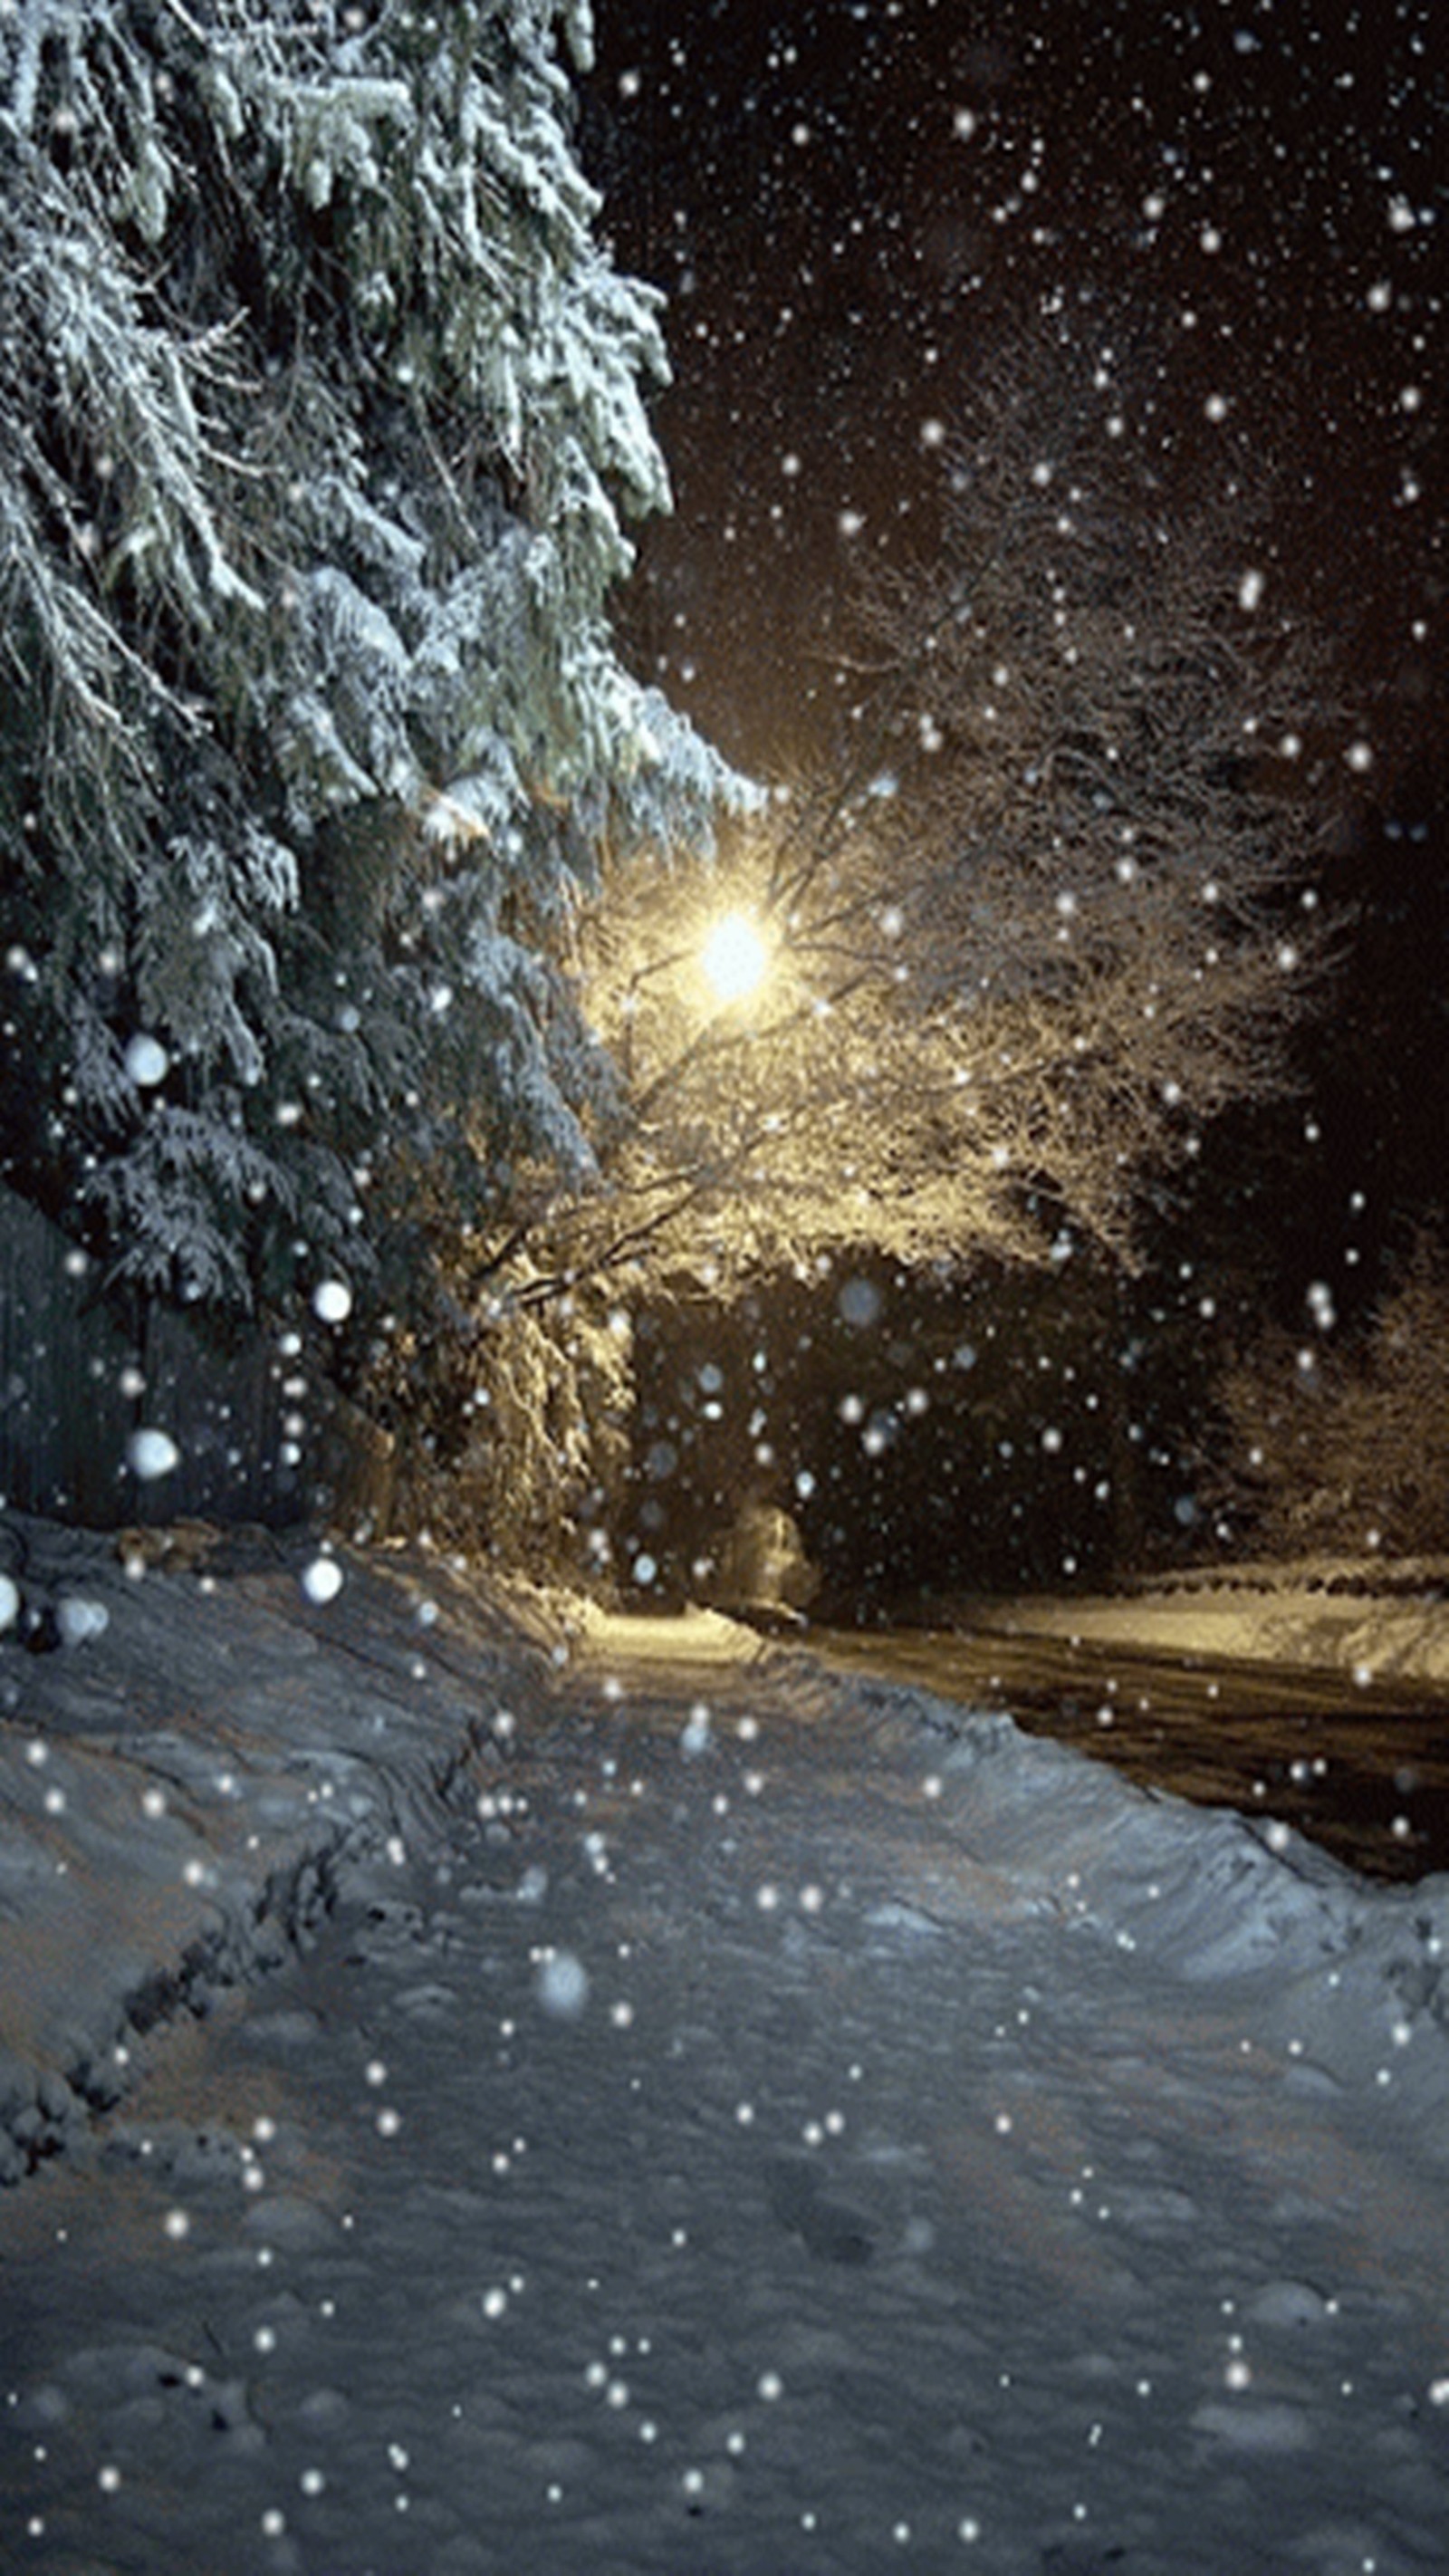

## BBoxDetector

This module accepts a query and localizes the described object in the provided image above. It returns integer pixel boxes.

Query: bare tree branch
[534,326,1342,1304]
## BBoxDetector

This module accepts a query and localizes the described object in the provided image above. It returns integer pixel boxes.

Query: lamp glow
[700,910,771,1004]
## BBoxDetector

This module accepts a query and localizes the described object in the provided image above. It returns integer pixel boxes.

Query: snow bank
[972,1560,1449,1691]
[4,1543,1449,2571]
[0,1518,555,2181]
[760,1652,1449,2114]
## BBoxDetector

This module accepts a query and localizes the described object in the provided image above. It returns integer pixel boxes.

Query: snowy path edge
[0,1523,564,2186]
[5,1524,1448,2208]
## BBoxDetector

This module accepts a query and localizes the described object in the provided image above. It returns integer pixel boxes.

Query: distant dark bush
[1209,1229,1449,1557]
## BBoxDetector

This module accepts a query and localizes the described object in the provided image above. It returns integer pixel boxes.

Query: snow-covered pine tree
[0,0,734,1321]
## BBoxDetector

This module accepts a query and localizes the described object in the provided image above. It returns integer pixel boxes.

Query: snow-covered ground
[968,1559,1449,1695]
[2,1518,1448,2572]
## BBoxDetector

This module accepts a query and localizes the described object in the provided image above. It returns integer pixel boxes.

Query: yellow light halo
[699,909,772,1005]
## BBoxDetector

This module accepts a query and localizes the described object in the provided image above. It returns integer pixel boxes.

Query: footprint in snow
[766,2156,875,2265]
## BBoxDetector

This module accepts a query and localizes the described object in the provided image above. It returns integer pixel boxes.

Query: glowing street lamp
[700,909,772,1006]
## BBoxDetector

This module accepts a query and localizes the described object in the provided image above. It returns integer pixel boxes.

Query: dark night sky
[582,0,1443,785]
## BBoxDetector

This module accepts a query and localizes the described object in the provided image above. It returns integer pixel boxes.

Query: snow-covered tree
[0,0,734,1320]
[542,320,1343,1306]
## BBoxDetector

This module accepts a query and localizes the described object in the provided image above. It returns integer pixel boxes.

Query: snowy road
[3,1591,1448,2575]
[806,1624,1449,1883]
